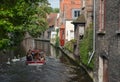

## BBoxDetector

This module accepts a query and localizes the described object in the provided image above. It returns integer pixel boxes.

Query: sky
[48,0,59,8]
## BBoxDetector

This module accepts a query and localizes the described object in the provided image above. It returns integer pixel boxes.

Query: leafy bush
[0,39,10,50]
[64,39,76,52]
[55,29,60,47]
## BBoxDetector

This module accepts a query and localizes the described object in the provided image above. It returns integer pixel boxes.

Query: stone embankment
[58,46,94,80]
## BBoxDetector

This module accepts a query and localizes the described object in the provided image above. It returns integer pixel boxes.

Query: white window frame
[72,9,81,19]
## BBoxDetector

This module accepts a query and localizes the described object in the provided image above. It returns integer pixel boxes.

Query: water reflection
[34,40,93,82]
[0,57,69,82]
[50,46,61,58]
[35,40,50,56]
[0,40,93,82]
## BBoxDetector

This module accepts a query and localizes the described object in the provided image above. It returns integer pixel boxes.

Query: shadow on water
[0,40,93,82]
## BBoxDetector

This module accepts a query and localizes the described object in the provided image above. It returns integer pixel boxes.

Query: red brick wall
[60,0,82,19]
[59,0,83,46]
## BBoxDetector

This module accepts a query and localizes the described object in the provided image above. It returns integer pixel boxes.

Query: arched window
[119,6,120,31]
[99,0,105,31]
[116,2,120,35]
[98,0,106,35]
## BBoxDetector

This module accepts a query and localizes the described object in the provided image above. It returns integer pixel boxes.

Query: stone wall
[95,0,120,82]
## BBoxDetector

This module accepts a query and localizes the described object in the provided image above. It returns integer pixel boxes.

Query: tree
[52,8,59,13]
[0,0,26,49]
[0,0,51,50]
[26,2,52,37]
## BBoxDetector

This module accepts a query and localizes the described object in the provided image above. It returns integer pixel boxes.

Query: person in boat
[40,55,45,61]
[31,50,35,58]
[34,52,41,61]
[26,49,33,61]
[39,52,46,61]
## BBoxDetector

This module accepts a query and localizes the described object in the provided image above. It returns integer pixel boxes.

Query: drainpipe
[88,0,96,64]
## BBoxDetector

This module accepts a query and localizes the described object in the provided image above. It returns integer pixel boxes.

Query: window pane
[72,9,80,19]
[78,11,80,16]
[74,11,77,17]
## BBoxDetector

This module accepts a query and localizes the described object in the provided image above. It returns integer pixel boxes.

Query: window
[97,0,106,35]
[119,7,120,30]
[99,0,105,32]
[79,25,84,40]
[74,11,77,17]
[74,10,80,18]
[118,7,120,32]
[70,30,74,39]
[116,5,120,35]
[72,9,80,19]
[79,25,85,35]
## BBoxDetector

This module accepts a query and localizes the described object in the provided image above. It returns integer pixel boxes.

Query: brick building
[94,0,120,82]
[59,0,93,46]
[59,0,82,46]
[84,0,93,27]
[47,13,58,39]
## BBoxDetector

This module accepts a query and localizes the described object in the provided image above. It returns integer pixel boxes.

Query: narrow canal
[0,40,93,82]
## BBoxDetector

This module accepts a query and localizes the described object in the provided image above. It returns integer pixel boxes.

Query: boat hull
[26,60,45,66]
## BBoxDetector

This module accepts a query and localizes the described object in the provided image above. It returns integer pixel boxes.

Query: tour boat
[26,60,46,66]
[26,49,46,66]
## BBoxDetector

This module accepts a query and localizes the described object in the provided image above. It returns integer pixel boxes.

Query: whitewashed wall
[65,21,74,42]
[50,31,57,45]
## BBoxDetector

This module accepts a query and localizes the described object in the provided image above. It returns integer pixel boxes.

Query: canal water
[0,40,93,82]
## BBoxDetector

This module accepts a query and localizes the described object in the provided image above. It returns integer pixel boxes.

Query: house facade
[59,0,82,46]
[59,0,93,46]
[47,13,60,44]
[94,0,120,82]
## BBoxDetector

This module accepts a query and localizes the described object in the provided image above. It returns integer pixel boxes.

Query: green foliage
[52,8,59,13]
[0,39,10,50]
[64,39,76,52]
[80,23,94,69]
[0,0,51,50]
[0,0,31,48]
[25,0,51,37]
[55,29,59,47]
[27,14,48,37]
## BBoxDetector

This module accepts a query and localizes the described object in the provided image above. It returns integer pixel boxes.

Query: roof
[72,14,86,24]
[47,13,58,27]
